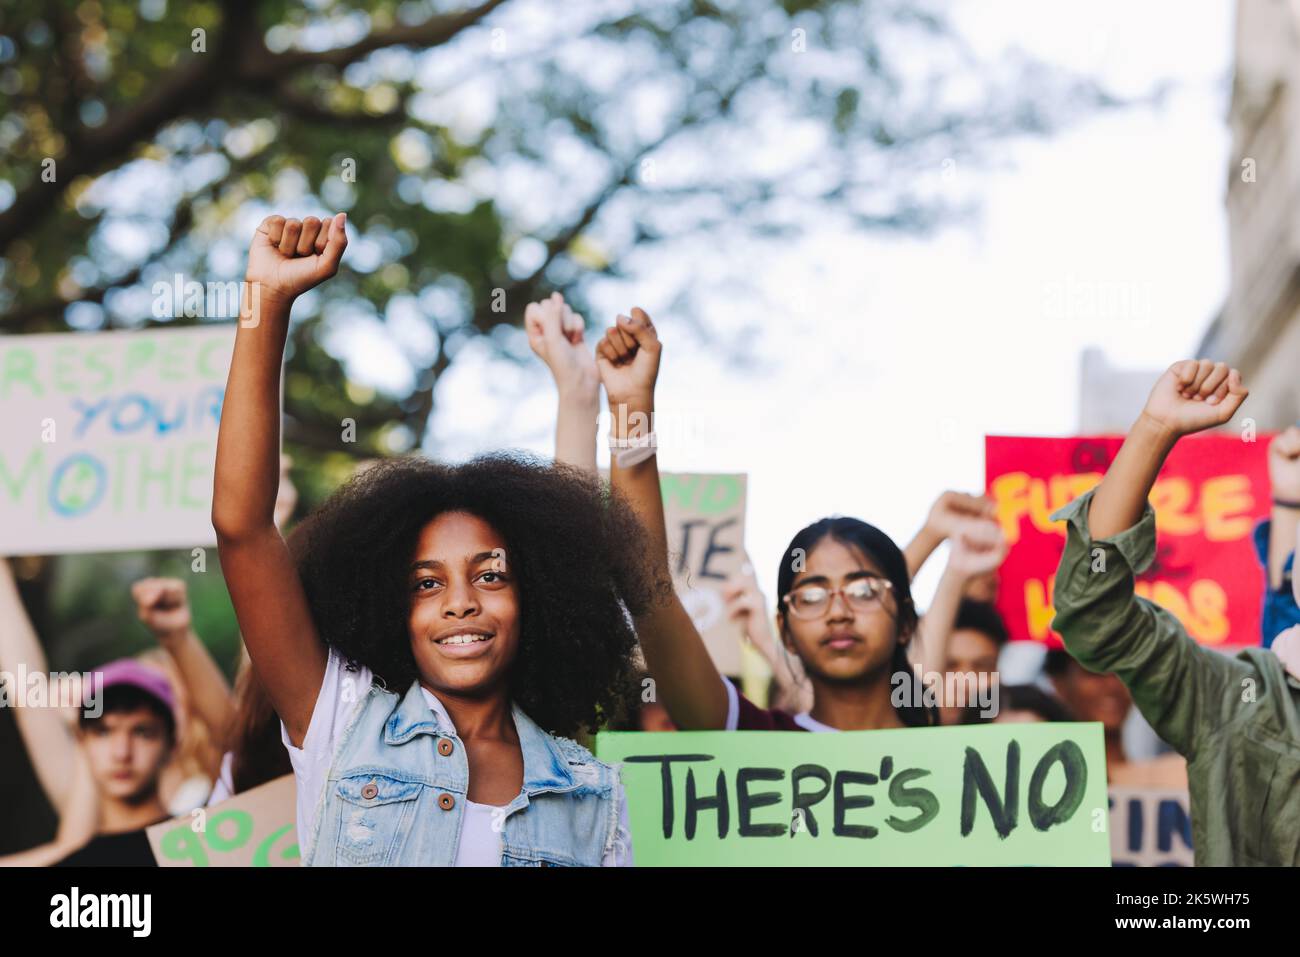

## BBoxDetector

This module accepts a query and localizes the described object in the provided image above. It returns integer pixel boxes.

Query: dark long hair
[227,659,293,794]
[775,516,934,728]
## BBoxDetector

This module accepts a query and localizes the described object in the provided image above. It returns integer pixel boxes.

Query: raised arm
[723,564,812,713]
[1090,361,1246,538]
[213,213,346,747]
[909,518,1007,677]
[903,491,997,579]
[132,577,235,752]
[0,737,99,867]
[597,309,728,729]
[1053,360,1251,756]
[0,559,74,811]
[526,292,599,473]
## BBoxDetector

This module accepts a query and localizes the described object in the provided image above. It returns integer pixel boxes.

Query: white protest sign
[660,472,748,676]
[1108,786,1194,866]
[0,326,234,555]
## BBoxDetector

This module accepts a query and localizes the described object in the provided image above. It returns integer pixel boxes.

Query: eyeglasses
[782,578,894,619]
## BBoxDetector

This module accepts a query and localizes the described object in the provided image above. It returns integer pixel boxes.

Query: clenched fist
[131,577,192,644]
[245,213,348,305]
[595,308,661,412]
[525,292,597,399]
[1139,359,1248,439]
[946,519,1009,581]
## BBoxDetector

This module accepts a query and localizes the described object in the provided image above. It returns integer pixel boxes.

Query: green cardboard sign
[596,723,1111,866]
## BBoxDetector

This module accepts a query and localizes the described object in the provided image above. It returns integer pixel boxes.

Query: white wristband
[610,430,657,468]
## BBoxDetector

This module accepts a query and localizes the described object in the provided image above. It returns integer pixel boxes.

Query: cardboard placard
[0,326,234,556]
[986,434,1271,646]
[596,723,1111,866]
[660,472,747,676]
[1108,787,1194,867]
[146,774,299,867]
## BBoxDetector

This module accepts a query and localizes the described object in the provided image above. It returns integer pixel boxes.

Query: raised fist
[1140,359,1248,438]
[131,577,192,644]
[525,292,598,397]
[245,213,348,304]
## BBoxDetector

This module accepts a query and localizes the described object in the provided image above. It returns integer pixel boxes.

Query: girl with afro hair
[214,214,656,866]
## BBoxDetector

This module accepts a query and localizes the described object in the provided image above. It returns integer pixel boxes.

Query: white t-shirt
[281,650,632,866]
[206,752,235,806]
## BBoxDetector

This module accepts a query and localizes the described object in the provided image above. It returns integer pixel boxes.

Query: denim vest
[303,679,624,866]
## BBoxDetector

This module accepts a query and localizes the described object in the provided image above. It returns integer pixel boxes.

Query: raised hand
[525,292,598,398]
[1139,359,1248,438]
[245,213,348,305]
[1268,426,1300,502]
[595,308,661,413]
[131,577,192,644]
[946,519,1008,581]
[925,491,996,541]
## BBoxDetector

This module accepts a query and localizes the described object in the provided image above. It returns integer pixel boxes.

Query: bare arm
[1091,361,1246,540]
[908,519,1007,677]
[132,578,235,749]
[723,567,811,712]
[0,560,74,811]
[0,699,98,866]
[598,310,729,730]
[526,292,599,473]
[903,492,996,579]
[213,214,346,747]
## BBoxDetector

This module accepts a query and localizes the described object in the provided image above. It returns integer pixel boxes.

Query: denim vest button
[361,782,379,800]
[438,793,456,811]
[437,737,454,756]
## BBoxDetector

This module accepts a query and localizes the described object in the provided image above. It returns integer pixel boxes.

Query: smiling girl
[213,214,653,865]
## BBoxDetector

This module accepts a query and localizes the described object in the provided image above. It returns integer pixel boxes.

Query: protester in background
[136,455,301,806]
[215,214,647,866]
[1042,649,1185,787]
[596,307,1004,732]
[50,661,175,866]
[132,577,230,811]
[904,491,998,577]
[723,564,812,714]
[991,683,1076,724]
[1,561,179,865]
[936,599,1010,726]
[1258,425,1300,647]
[1052,359,1300,865]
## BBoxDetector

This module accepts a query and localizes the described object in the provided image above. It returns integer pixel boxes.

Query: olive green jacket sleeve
[1049,489,1253,759]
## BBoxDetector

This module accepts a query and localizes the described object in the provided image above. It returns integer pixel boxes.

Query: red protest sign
[985,434,1271,648]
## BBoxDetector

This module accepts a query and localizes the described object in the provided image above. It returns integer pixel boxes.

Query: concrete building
[1196,0,1300,427]
[1077,347,1160,433]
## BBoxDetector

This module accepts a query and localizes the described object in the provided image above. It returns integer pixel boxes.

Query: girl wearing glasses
[595,308,1004,732]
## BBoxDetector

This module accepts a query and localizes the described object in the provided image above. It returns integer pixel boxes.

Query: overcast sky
[421,0,1236,609]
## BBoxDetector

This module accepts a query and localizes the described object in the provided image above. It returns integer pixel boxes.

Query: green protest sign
[0,326,234,556]
[596,724,1111,866]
